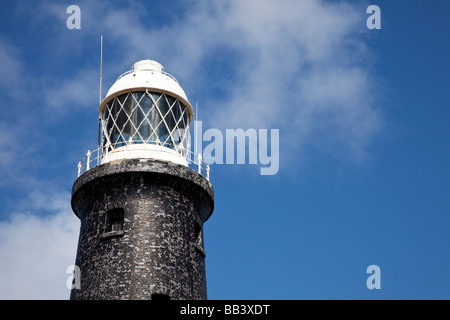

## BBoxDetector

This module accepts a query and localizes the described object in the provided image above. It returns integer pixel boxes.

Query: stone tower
[70,60,214,300]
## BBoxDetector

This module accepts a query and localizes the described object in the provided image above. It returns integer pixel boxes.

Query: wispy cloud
[206,0,381,162]
[32,0,383,164]
[0,191,79,299]
[78,0,384,163]
[43,69,99,113]
[0,40,24,98]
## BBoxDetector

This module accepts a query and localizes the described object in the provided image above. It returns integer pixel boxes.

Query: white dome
[132,59,163,72]
[99,59,193,120]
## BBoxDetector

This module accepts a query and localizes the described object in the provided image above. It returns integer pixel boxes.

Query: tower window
[108,208,124,232]
[101,208,124,240]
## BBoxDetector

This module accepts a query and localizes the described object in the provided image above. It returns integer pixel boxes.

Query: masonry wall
[70,159,214,300]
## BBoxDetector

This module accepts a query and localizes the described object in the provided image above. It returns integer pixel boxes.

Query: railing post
[78,162,82,177]
[197,153,202,174]
[86,150,91,171]
[206,165,210,181]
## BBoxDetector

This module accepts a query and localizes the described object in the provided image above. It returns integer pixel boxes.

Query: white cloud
[0,191,79,300]
[85,0,383,163]
[22,0,383,166]
[0,121,42,188]
[0,124,18,169]
[0,41,23,95]
[43,69,99,113]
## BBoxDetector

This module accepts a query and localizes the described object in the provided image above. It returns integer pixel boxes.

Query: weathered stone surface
[70,159,214,300]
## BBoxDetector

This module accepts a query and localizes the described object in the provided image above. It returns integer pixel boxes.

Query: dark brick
[70,159,214,300]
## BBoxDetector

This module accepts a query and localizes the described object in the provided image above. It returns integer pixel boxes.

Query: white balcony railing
[77,142,210,181]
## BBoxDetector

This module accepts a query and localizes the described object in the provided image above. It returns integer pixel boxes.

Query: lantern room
[98,59,194,166]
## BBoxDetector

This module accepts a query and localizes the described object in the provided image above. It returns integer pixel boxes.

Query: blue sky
[0,0,449,299]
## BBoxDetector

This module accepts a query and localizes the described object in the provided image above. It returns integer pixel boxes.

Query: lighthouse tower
[70,60,214,300]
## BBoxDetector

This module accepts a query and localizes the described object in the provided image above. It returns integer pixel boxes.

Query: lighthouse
[70,60,214,300]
